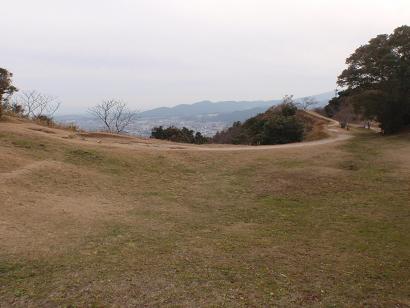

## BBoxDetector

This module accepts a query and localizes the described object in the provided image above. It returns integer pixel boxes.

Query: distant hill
[55,91,335,136]
[296,91,336,106]
[139,91,334,119]
[139,100,280,118]
[212,103,329,145]
[199,107,269,123]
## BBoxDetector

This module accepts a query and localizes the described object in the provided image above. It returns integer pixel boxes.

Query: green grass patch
[64,148,133,176]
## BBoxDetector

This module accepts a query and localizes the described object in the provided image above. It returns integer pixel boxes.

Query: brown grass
[77,132,136,139]
[0,121,409,307]
[297,110,330,141]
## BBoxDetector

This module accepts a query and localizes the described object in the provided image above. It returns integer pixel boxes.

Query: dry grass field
[0,118,409,307]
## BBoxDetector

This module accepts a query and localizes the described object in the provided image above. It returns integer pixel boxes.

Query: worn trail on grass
[0,112,354,152]
[0,160,60,184]
[76,113,353,152]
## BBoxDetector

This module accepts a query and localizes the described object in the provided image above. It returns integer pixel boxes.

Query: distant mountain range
[55,91,335,136]
[138,99,280,118]
[138,91,334,119]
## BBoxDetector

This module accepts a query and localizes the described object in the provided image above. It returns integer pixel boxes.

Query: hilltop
[212,105,330,145]
[138,91,334,118]
[0,111,342,151]
[0,114,409,306]
[55,92,335,136]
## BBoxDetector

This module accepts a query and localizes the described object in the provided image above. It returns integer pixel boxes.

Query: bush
[34,115,54,126]
[261,115,304,144]
[151,126,210,144]
[213,101,305,145]
[279,102,298,117]
[10,102,24,115]
[0,68,18,118]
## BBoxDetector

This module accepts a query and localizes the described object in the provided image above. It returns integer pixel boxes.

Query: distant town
[55,92,334,136]
[56,114,228,137]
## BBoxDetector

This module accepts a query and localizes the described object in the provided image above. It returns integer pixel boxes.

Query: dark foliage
[313,107,327,117]
[34,115,54,126]
[324,89,354,117]
[328,26,410,133]
[324,95,343,118]
[0,68,18,118]
[213,101,304,145]
[151,126,210,144]
[10,102,24,115]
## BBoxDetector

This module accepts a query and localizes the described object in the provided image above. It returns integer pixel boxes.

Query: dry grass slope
[0,118,409,307]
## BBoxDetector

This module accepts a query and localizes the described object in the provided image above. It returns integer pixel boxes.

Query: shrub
[34,115,54,126]
[261,115,304,144]
[213,101,305,145]
[151,126,210,144]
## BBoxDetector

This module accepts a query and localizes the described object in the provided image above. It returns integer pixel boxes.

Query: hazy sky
[1,0,409,113]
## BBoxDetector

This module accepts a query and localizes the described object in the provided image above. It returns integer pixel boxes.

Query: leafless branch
[14,90,60,118]
[89,99,138,134]
[297,97,319,110]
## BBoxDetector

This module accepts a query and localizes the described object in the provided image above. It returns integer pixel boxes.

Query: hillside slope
[138,91,334,118]
[212,106,333,145]
[0,118,409,306]
[0,112,347,152]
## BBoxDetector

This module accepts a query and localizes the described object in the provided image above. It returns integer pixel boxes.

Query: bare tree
[282,94,295,105]
[335,102,355,129]
[14,90,60,118]
[297,97,319,110]
[89,99,138,134]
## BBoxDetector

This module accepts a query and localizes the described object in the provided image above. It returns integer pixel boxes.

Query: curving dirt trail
[0,161,61,184]
[0,112,353,152]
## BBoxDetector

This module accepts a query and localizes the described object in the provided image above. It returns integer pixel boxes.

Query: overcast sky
[1,0,409,114]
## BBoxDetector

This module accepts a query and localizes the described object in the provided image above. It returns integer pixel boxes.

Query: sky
[1,0,409,114]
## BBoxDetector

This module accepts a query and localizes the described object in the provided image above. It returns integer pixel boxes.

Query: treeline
[3,25,408,137]
[0,68,62,126]
[0,68,18,118]
[213,99,304,145]
[0,67,136,133]
[324,25,410,134]
[151,98,305,145]
[151,126,210,144]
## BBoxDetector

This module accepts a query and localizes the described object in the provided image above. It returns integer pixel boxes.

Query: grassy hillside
[213,106,329,145]
[0,119,409,306]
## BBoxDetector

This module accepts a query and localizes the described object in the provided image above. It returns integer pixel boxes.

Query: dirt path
[110,119,352,152]
[0,160,60,184]
[0,112,354,152]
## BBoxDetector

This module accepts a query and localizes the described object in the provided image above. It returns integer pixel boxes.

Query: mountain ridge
[138,91,334,118]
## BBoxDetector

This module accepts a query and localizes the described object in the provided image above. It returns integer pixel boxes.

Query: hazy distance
[1,0,409,114]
